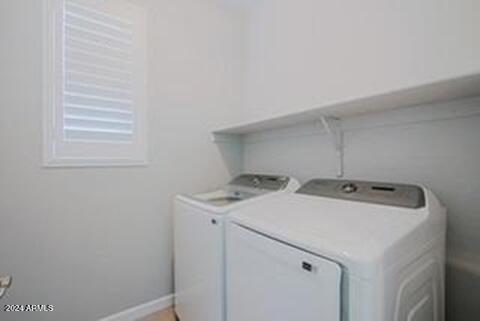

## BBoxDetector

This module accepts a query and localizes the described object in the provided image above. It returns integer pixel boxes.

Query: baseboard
[98,294,174,321]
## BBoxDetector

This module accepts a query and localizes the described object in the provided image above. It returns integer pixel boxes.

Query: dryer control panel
[297,179,425,209]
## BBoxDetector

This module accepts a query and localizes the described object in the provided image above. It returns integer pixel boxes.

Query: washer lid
[176,189,267,214]
[228,191,433,279]
[176,174,300,214]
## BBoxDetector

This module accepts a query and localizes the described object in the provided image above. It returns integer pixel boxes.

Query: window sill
[43,158,148,168]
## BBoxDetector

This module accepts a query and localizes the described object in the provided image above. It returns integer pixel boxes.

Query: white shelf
[213,72,480,136]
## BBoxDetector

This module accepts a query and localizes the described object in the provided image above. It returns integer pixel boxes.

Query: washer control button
[341,183,358,194]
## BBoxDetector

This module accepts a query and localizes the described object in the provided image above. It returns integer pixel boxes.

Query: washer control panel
[297,179,425,209]
[229,174,290,191]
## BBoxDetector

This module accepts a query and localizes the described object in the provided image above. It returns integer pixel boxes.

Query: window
[44,0,147,166]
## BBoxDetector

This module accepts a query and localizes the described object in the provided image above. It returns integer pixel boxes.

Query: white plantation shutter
[63,0,134,142]
[44,0,147,166]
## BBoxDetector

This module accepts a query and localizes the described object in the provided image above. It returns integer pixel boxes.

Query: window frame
[43,0,148,167]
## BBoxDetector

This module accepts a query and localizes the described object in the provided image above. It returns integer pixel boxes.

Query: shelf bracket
[319,116,344,178]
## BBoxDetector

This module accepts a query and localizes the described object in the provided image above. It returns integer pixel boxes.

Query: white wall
[0,0,244,320]
[243,0,480,120]
[242,98,480,320]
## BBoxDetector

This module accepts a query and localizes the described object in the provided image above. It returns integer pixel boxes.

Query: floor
[137,307,176,321]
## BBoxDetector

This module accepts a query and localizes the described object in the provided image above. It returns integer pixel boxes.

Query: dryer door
[227,223,342,321]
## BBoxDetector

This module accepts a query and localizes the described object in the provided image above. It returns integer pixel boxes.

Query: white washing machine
[226,179,446,321]
[174,174,300,321]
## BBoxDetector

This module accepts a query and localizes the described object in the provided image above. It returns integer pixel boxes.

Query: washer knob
[341,183,358,194]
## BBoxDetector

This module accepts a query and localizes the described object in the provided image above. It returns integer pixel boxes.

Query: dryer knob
[341,183,358,194]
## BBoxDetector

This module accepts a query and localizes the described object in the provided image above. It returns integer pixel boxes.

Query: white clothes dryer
[226,179,446,321]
